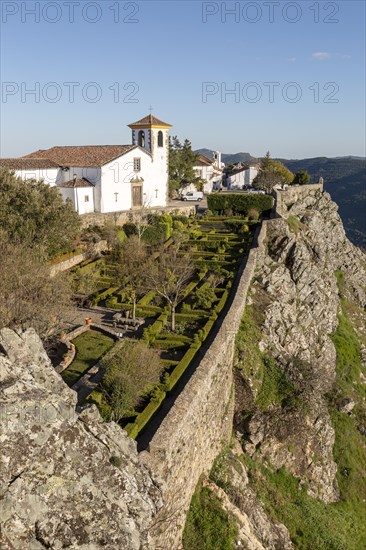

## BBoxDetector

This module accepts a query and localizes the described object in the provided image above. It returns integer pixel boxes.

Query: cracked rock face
[240,190,366,503]
[0,328,162,550]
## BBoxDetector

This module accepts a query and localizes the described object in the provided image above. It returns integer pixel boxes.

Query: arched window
[138,130,145,147]
[157,130,163,147]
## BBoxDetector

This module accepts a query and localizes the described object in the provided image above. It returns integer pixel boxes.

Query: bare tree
[144,243,195,331]
[111,236,148,319]
[0,233,73,345]
[127,196,152,242]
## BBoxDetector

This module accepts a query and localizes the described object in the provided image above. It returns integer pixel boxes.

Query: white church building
[0,114,171,215]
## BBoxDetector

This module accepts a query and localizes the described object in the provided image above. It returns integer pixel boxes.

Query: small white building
[226,166,259,190]
[0,114,172,215]
[191,151,223,194]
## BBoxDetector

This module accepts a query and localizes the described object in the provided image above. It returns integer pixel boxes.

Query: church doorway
[132,184,143,208]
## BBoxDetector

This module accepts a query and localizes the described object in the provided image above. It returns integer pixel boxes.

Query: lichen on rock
[0,328,162,550]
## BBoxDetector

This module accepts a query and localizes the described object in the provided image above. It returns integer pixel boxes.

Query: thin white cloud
[312,52,331,61]
[339,54,351,60]
[288,57,296,63]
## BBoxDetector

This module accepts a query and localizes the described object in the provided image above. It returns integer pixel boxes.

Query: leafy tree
[110,236,148,319]
[292,170,311,185]
[0,232,73,344]
[168,136,204,196]
[144,243,195,331]
[101,340,164,422]
[252,152,294,193]
[0,169,80,258]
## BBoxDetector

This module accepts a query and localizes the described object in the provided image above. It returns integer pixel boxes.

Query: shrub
[172,214,190,225]
[214,290,229,314]
[142,222,170,245]
[123,223,138,237]
[287,215,305,234]
[207,193,273,216]
[194,285,217,310]
[138,290,156,306]
[248,208,260,220]
[165,344,201,391]
[124,388,166,439]
[117,230,127,243]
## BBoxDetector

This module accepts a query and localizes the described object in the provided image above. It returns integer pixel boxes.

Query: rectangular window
[134,158,141,171]
[84,195,89,202]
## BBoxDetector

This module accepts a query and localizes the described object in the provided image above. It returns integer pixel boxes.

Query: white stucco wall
[15,168,59,186]
[228,167,258,189]
[58,186,95,215]
[100,136,168,213]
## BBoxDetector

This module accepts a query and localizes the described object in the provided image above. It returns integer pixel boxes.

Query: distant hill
[196,150,366,249]
[195,149,257,165]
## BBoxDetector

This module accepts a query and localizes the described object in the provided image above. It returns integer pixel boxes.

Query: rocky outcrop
[237,188,366,503]
[207,443,293,550]
[0,328,162,550]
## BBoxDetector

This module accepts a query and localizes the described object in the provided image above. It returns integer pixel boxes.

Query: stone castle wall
[141,222,268,548]
[274,183,323,218]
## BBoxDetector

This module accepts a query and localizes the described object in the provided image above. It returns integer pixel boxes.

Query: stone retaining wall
[80,204,195,228]
[55,324,120,374]
[50,241,107,277]
[141,222,268,548]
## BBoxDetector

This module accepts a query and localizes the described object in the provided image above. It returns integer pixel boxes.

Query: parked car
[247,188,265,194]
[180,191,204,201]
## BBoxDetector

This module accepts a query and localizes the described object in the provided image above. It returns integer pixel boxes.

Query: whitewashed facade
[0,115,171,215]
[227,166,259,190]
[192,151,224,194]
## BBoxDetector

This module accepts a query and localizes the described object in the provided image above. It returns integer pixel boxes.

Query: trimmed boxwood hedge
[207,193,273,215]
[124,388,166,439]
[91,286,119,306]
[165,343,201,392]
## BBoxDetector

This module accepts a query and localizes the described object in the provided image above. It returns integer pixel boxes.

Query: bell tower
[127,114,172,206]
[128,114,171,160]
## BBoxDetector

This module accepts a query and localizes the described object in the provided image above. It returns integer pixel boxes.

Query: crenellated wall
[141,222,268,548]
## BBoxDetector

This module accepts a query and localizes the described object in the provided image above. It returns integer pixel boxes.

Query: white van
[180,191,204,201]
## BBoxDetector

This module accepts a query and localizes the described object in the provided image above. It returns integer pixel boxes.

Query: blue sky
[0,0,365,158]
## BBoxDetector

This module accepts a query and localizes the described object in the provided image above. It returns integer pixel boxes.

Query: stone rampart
[274,183,323,218]
[141,222,268,548]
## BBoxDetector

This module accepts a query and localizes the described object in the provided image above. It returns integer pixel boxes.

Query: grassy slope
[182,481,238,550]
[232,270,366,549]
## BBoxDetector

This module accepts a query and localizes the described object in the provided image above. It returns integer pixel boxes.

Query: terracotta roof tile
[0,158,60,170]
[128,114,172,128]
[58,177,95,188]
[196,154,214,166]
[23,145,137,167]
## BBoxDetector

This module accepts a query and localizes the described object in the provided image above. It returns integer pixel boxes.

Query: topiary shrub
[248,208,260,221]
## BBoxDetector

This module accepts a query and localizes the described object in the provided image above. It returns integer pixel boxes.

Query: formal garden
[59,194,273,439]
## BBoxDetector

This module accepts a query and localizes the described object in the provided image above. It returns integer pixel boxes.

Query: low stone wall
[50,241,107,277]
[274,183,323,218]
[80,205,195,228]
[55,323,120,374]
[141,222,268,549]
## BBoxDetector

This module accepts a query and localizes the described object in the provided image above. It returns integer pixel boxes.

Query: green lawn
[61,329,115,386]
